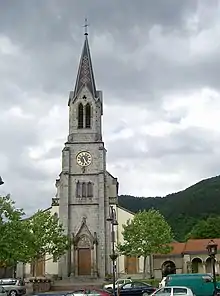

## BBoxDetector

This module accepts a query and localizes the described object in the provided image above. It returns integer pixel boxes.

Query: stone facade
[17,33,147,280]
[56,34,118,279]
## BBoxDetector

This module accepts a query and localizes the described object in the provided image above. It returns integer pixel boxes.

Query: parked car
[0,287,7,296]
[65,288,113,296]
[165,273,220,296]
[151,286,194,296]
[119,281,156,296]
[104,278,132,291]
[0,278,26,296]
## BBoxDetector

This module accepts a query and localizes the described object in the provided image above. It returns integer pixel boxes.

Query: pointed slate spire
[73,33,97,98]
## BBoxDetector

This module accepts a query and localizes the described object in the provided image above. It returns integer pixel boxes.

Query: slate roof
[73,34,97,98]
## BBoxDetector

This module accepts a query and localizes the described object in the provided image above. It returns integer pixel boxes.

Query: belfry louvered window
[76,181,93,198]
[78,103,84,128]
[85,103,91,128]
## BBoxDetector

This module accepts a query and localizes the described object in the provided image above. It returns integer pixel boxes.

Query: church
[17,32,146,279]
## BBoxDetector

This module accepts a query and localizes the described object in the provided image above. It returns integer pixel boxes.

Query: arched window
[85,103,91,128]
[82,182,87,198]
[76,181,81,198]
[78,103,84,129]
[87,182,93,198]
[53,212,58,220]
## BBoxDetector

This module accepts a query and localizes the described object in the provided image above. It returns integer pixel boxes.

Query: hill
[118,175,220,241]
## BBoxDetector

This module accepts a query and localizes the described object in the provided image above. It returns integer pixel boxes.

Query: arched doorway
[77,235,92,276]
[162,261,176,277]
[73,217,98,277]
[206,257,216,274]
[191,258,203,273]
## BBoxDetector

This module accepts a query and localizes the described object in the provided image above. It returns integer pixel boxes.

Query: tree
[118,209,174,278]
[186,216,220,239]
[27,210,70,275]
[0,195,70,276]
[0,195,30,270]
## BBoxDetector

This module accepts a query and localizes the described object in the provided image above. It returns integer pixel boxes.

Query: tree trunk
[3,266,6,278]
[143,256,147,279]
[149,254,153,278]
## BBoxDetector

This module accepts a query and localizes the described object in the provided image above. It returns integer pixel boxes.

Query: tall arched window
[87,182,93,198]
[76,181,81,198]
[78,103,84,128]
[85,103,91,128]
[82,182,87,198]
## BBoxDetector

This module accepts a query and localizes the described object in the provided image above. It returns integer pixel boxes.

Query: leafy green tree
[186,216,220,239]
[0,195,70,276]
[27,210,70,275]
[0,195,30,267]
[118,209,173,278]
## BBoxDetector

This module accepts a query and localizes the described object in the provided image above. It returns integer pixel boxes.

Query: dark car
[119,281,156,296]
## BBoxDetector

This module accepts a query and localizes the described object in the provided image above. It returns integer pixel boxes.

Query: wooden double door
[78,248,91,275]
[125,256,138,274]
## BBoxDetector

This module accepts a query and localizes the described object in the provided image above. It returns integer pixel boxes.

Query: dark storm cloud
[0,0,208,103]
[0,0,219,211]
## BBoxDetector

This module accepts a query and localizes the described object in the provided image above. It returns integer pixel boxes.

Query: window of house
[53,212,58,219]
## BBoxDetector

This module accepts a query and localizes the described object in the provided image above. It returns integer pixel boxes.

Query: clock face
[76,151,92,167]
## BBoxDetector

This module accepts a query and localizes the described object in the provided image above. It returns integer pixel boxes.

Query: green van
[166,274,220,296]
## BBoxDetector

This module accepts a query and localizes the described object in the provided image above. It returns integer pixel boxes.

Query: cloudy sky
[0,0,220,214]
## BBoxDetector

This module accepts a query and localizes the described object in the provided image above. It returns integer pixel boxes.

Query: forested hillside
[118,175,220,241]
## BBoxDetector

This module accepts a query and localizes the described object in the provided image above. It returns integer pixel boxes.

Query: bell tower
[57,29,118,280]
[68,33,103,143]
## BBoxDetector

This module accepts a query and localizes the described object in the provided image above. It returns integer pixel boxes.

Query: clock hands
[76,151,92,167]
[81,156,89,166]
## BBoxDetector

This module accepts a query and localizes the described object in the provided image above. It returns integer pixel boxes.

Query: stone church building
[56,31,118,279]
[17,32,146,279]
[16,32,218,281]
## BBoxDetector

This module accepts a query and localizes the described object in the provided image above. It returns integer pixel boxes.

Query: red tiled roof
[184,238,220,253]
[169,242,185,254]
[155,238,220,255]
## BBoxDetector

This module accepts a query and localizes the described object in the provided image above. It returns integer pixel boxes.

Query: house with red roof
[153,238,220,279]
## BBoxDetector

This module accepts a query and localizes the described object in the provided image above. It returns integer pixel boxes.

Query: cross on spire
[83,18,89,36]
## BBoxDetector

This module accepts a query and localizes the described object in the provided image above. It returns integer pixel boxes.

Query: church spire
[73,22,97,98]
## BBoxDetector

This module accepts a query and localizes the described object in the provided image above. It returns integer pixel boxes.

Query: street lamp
[107,206,118,296]
[0,176,4,185]
[207,240,218,292]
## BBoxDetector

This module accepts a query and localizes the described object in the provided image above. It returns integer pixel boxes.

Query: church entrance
[78,248,91,275]
[125,256,138,274]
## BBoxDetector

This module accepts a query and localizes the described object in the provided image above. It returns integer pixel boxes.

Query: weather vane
[83,18,89,35]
